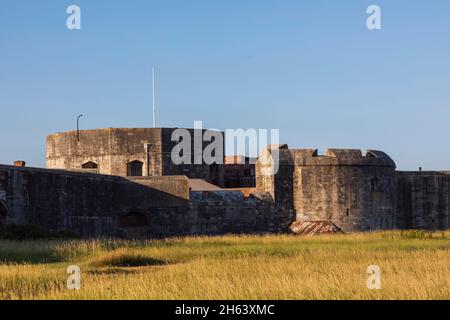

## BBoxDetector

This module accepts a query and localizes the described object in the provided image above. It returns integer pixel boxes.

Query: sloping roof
[289,221,343,236]
[188,179,222,191]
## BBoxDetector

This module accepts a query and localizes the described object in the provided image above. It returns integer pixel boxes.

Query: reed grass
[0,230,449,300]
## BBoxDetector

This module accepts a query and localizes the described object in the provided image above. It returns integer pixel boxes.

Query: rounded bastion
[257,145,397,232]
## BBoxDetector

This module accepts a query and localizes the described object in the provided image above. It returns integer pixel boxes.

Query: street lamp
[77,114,83,141]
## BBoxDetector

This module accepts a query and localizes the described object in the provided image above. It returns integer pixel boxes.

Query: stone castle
[0,127,449,238]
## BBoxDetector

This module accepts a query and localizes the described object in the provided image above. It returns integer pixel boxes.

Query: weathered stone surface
[0,164,293,238]
[46,128,224,186]
[1,132,449,238]
[257,145,450,232]
[396,171,449,230]
[257,146,397,232]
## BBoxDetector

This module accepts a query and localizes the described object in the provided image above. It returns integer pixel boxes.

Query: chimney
[14,161,26,167]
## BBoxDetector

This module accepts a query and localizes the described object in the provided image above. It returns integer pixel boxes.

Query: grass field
[0,230,449,300]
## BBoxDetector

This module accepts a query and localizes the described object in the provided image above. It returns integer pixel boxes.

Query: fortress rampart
[257,146,397,232]
[0,129,448,237]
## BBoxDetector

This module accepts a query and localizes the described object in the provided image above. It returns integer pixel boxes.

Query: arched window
[0,201,8,227]
[82,161,98,169]
[128,160,143,177]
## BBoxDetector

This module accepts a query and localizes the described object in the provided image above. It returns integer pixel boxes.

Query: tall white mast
[152,66,156,128]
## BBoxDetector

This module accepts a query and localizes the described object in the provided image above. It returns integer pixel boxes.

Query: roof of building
[188,179,222,191]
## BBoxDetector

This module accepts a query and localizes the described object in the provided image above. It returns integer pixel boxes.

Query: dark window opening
[82,161,98,169]
[119,212,149,228]
[0,201,8,227]
[128,160,144,177]
[346,209,350,217]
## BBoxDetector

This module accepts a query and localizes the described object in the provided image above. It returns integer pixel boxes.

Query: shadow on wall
[0,165,193,238]
[65,175,192,237]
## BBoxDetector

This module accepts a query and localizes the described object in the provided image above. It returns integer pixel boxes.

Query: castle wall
[0,165,190,236]
[5,143,450,236]
[396,172,450,230]
[0,165,290,238]
[147,191,293,238]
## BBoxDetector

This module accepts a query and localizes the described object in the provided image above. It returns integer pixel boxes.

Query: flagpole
[152,66,156,128]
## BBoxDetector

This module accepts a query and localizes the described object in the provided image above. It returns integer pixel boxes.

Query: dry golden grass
[0,230,449,300]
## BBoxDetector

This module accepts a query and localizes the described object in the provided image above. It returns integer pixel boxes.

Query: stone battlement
[261,145,396,167]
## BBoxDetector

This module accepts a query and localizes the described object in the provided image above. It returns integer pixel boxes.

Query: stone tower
[257,145,397,232]
[46,128,224,186]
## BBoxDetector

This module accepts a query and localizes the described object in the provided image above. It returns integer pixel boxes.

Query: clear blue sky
[1,0,449,170]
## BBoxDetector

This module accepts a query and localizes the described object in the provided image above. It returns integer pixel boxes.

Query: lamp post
[77,114,83,141]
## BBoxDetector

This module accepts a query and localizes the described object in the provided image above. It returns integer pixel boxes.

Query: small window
[82,161,98,169]
[128,160,143,177]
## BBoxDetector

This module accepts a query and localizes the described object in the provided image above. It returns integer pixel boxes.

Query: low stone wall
[396,172,450,230]
[0,165,191,237]
[2,163,449,238]
[0,165,293,238]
